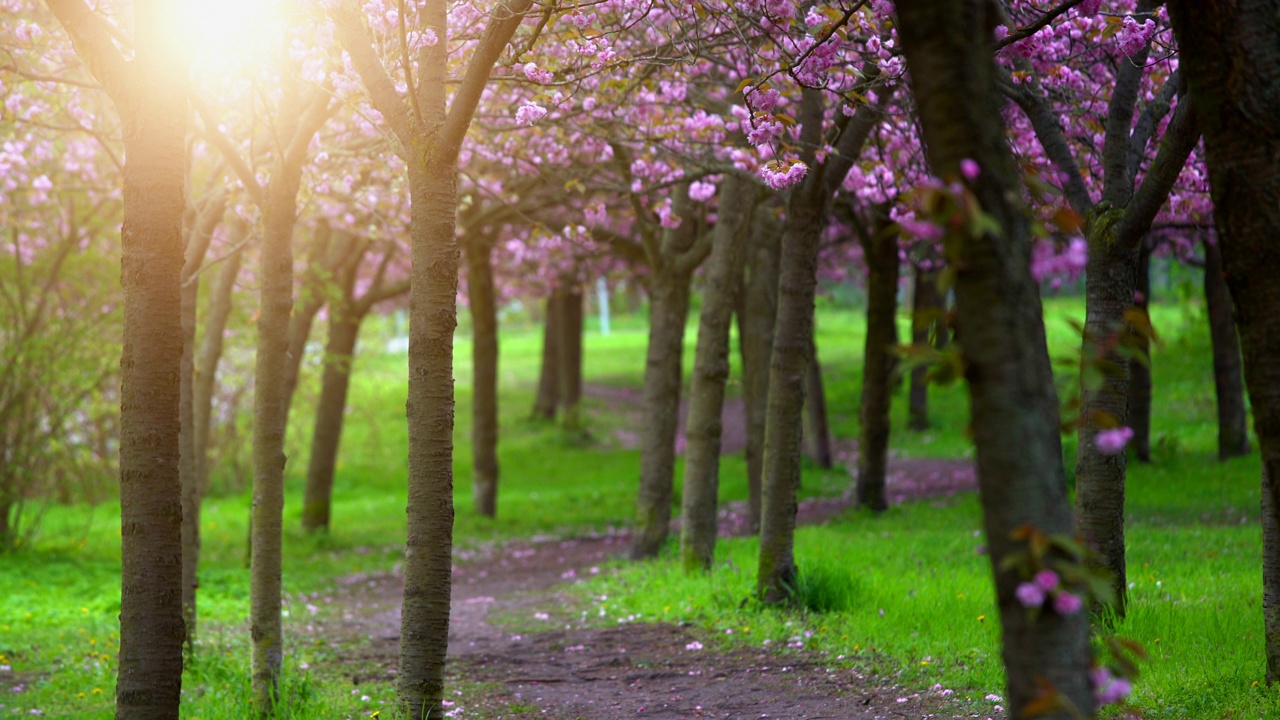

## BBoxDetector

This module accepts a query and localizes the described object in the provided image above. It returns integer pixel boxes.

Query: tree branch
[1114,97,1200,251]
[437,0,536,166]
[43,0,132,106]
[1126,71,1180,188]
[329,0,415,155]
[999,68,1094,215]
[191,96,267,205]
[995,0,1086,50]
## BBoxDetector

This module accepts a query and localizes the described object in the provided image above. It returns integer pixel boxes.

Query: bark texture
[1202,236,1250,460]
[1000,0,1200,616]
[192,241,244,496]
[46,1,191,716]
[559,286,585,432]
[1126,241,1153,462]
[532,291,562,420]
[680,174,755,573]
[1166,0,1280,682]
[739,209,782,534]
[301,299,360,532]
[757,78,887,602]
[896,2,1094,715]
[179,196,223,655]
[856,212,900,512]
[250,151,303,713]
[908,264,943,431]
[631,264,694,559]
[465,235,500,517]
[1073,215,1137,616]
[803,343,833,469]
[758,89,828,603]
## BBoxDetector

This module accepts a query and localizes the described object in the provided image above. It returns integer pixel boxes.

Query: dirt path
[312,384,991,718]
[319,455,986,717]
[325,522,994,720]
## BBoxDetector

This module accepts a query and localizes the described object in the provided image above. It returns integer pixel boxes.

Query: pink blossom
[960,159,980,181]
[1033,569,1059,592]
[1095,426,1135,455]
[1091,667,1133,705]
[522,62,553,85]
[1117,17,1156,57]
[898,218,944,241]
[1079,0,1102,15]
[1015,582,1046,608]
[759,160,808,190]
[1053,591,1083,615]
[515,102,547,127]
[688,181,717,202]
[685,641,703,651]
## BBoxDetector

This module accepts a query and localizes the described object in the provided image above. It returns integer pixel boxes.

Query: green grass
[0,293,1270,718]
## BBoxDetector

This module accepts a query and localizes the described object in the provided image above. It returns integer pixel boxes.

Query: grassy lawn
[0,293,1270,718]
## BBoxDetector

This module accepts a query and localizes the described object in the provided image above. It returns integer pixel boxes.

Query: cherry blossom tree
[895,1,1094,714]
[1165,0,1280,684]
[41,0,191,715]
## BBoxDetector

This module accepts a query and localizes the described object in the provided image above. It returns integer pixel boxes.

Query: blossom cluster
[1014,569,1083,615]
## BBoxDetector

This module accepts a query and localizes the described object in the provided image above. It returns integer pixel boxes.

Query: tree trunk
[105,4,189,714]
[193,244,244,495]
[804,342,833,469]
[399,166,457,716]
[681,175,754,573]
[179,199,221,656]
[251,164,303,711]
[1203,236,1250,460]
[465,236,500,517]
[857,215,900,512]
[179,250,200,658]
[758,88,828,603]
[1073,220,1138,617]
[559,286,585,431]
[739,209,781,535]
[532,290,562,420]
[301,304,360,533]
[897,2,1094,716]
[908,264,942,432]
[631,270,692,559]
[1126,241,1153,462]
[282,226,343,421]
[1167,3,1280,681]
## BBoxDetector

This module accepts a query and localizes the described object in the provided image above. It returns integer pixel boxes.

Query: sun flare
[173,0,287,77]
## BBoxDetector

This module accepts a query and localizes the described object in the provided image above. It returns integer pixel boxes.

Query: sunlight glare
[174,0,287,77]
